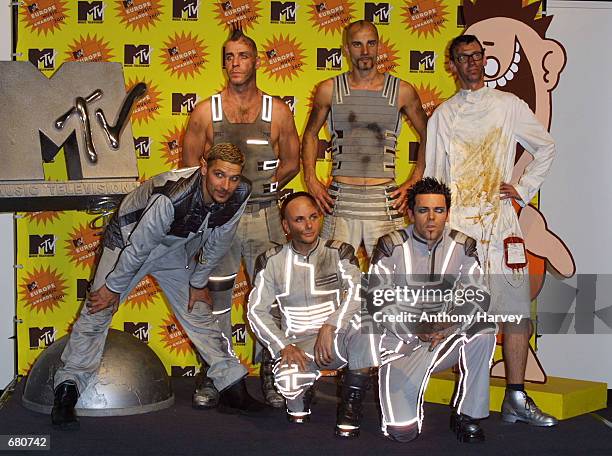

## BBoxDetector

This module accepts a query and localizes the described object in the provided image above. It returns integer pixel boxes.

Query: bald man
[302,20,428,257]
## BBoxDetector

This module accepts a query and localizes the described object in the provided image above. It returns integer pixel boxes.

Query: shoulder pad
[254,245,284,277]
[325,240,359,268]
[371,230,408,265]
[450,230,478,258]
[231,179,251,205]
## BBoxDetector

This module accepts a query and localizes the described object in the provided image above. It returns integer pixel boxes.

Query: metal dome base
[22,329,174,417]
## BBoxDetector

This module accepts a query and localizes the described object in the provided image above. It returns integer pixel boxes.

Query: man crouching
[367,178,496,443]
[52,143,267,430]
[247,192,379,438]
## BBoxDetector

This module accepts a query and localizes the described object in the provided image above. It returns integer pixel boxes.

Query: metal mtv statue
[0,62,146,211]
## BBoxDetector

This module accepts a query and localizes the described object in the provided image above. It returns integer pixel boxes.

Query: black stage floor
[1,377,610,456]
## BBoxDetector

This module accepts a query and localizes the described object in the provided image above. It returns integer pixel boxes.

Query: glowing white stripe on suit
[374,262,390,276]
[333,332,348,364]
[440,240,457,275]
[273,363,321,400]
[246,139,269,145]
[331,259,357,331]
[212,308,231,315]
[402,242,412,275]
[469,262,480,275]
[209,273,238,281]
[275,252,340,334]
[453,343,469,411]
[220,329,237,358]
[246,257,289,355]
[380,362,419,433]
[350,313,361,331]
[415,335,467,432]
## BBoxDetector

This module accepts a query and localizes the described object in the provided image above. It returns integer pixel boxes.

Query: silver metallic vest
[211,93,278,203]
[329,72,402,179]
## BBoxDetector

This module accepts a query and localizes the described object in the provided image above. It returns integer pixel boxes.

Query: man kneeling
[247,192,379,438]
[367,178,496,443]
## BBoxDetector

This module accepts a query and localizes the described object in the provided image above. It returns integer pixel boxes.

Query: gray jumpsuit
[54,168,250,394]
[367,225,496,438]
[247,239,379,417]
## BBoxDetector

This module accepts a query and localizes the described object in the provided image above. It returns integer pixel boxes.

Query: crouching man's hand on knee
[280,344,310,372]
[188,286,212,313]
[314,324,336,367]
[87,285,120,314]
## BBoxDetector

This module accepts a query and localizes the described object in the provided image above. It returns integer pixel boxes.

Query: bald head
[345,20,379,44]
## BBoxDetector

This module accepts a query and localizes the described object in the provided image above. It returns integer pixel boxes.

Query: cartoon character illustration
[463,0,573,382]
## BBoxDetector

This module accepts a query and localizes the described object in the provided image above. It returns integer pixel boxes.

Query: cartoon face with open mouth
[463,0,566,131]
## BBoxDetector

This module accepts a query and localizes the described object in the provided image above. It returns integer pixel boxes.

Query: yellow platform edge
[424,370,608,420]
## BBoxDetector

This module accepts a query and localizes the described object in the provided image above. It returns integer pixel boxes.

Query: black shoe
[287,386,314,424]
[451,413,485,443]
[218,379,268,415]
[335,371,371,439]
[51,381,80,431]
[261,350,284,408]
[192,369,219,409]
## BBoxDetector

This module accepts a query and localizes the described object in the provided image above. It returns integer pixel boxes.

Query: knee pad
[273,363,319,400]
[207,274,236,292]
[386,424,419,443]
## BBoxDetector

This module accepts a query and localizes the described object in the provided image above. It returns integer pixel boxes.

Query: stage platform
[0,376,610,456]
[426,370,608,420]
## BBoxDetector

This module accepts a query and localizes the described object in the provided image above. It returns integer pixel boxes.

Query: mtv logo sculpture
[0,62,144,211]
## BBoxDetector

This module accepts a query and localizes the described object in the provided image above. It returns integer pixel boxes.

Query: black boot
[192,363,219,409]
[218,379,268,415]
[450,413,485,443]
[287,386,314,424]
[260,350,284,408]
[335,370,371,438]
[51,381,80,430]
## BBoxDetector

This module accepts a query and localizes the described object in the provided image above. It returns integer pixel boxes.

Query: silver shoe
[501,390,558,427]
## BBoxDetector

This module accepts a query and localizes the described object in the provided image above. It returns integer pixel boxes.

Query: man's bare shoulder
[271,96,294,119]
[190,97,213,120]
[312,78,334,105]
[317,77,334,91]
[396,78,419,99]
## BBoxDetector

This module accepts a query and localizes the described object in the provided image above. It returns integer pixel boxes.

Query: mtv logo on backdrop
[28,49,56,71]
[172,0,199,20]
[171,366,197,377]
[232,323,247,345]
[409,50,435,73]
[0,62,140,211]
[124,45,152,66]
[270,1,296,23]
[77,1,105,23]
[29,234,56,257]
[124,322,150,343]
[134,136,152,158]
[317,48,342,70]
[29,326,56,349]
[364,3,391,24]
[76,278,91,301]
[172,93,197,115]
